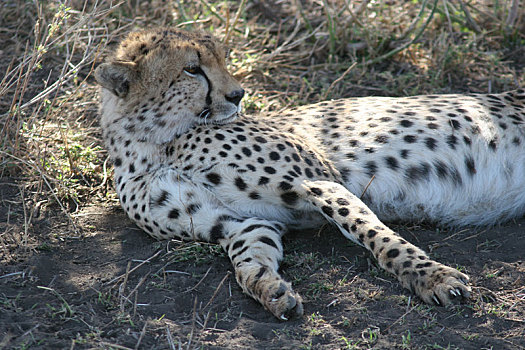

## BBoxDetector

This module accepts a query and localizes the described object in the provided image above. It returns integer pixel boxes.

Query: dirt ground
[1,179,524,349]
[1,1,525,349]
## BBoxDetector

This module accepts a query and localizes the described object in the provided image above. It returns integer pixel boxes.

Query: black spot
[488,139,497,151]
[447,135,458,149]
[232,239,245,251]
[235,177,247,191]
[186,204,199,214]
[463,136,471,146]
[321,206,334,217]
[387,248,400,258]
[450,119,461,130]
[305,168,314,178]
[206,172,222,185]
[416,262,433,268]
[155,191,169,206]
[281,191,298,205]
[259,236,279,249]
[375,135,389,143]
[336,198,349,205]
[465,156,476,176]
[385,156,399,170]
[230,245,250,261]
[254,266,267,282]
[215,133,225,140]
[400,149,410,159]
[258,177,270,185]
[278,181,293,191]
[403,261,412,268]
[264,166,276,174]
[425,137,437,150]
[114,158,122,167]
[249,191,261,199]
[310,187,323,196]
[400,120,413,128]
[338,208,349,216]
[365,161,377,177]
[367,230,377,238]
[406,163,430,182]
[254,136,267,143]
[244,224,278,235]
[241,147,252,157]
[168,208,180,219]
[434,160,448,179]
[269,152,280,160]
[355,218,365,225]
[508,114,523,122]
[427,123,439,129]
[209,224,224,241]
[403,135,417,143]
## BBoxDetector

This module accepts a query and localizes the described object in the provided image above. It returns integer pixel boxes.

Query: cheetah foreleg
[219,218,303,320]
[300,180,471,306]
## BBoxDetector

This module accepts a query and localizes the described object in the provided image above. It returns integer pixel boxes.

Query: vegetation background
[1,0,524,349]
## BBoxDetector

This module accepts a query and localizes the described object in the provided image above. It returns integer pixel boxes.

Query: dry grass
[1,0,523,213]
[1,0,524,349]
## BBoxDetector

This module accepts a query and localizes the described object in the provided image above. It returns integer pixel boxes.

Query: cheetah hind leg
[300,180,471,307]
[219,218,303,320]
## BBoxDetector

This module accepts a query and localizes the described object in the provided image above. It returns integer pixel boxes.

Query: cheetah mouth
[213,112,239,124]
[197,107,238,125]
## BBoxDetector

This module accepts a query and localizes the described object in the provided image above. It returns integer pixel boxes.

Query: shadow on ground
[1,180,524,349]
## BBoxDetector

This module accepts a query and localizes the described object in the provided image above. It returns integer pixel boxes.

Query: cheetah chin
[201,109,240,126]
[96,27,525,320]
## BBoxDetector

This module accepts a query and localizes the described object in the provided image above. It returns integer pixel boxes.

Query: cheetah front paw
[264,281,304,320]
[413,264,471,306]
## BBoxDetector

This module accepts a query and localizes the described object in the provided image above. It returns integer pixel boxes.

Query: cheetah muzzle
[96,27,525,320]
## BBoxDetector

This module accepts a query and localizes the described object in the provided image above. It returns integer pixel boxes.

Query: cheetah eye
[183,65,201,77]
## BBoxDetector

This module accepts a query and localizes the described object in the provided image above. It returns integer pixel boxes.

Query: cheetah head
[95,28,244,144]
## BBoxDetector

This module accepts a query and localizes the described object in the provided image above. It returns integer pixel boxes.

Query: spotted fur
[96,28,524,320]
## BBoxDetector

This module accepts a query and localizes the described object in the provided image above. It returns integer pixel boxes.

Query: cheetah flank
[95,28,525,320]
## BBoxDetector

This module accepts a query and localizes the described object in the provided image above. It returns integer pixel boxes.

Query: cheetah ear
[94,61,137,98]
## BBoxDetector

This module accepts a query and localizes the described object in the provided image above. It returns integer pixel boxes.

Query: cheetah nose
[225,89,245,106]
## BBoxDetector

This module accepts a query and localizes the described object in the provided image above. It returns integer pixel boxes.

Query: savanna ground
[1,0,524,348]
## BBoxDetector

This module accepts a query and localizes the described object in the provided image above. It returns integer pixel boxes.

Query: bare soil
[1,179,524,349]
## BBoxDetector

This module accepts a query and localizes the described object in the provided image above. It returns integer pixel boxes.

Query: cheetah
[95,28,525,320]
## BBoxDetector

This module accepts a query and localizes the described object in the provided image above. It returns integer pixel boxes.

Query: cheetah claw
[265,281,303,320]
[416,265,471,306]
